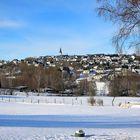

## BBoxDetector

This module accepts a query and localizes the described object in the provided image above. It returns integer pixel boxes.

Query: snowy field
[0,95,140,140]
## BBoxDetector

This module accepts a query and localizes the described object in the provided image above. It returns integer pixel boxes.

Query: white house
[95,81,109,96]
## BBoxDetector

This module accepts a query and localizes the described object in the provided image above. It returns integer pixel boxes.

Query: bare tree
[46,67,64,92]
[74,79,89,96]
[96,0,140,53]
[87,81,96,96]
[87,81,97,106]
[109,76,121,106]
[0,75,7,88]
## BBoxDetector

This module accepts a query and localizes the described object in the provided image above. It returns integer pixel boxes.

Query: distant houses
[0,54,139,96]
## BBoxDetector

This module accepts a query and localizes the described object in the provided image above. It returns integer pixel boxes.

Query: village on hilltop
[0,52,140,96]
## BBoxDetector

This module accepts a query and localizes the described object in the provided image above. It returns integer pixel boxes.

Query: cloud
[0,19,22,28]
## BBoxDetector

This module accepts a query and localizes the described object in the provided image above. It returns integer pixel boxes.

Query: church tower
[59,48,62,56]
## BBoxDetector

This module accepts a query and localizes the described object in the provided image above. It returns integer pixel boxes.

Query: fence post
[80,99,82,105]
[63,98,65,104]
[54,98,56,103]
[72,99,74,105]
[38,99,39,104]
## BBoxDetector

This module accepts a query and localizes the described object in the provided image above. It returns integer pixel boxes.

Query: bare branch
[96,0,140,53]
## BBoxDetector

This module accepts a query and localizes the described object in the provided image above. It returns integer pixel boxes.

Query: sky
[0,0,117,60]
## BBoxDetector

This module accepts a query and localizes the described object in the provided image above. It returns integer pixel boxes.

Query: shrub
[88,97,96,106]
[96,99,103,106]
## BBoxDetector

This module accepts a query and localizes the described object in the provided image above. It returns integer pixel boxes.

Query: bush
[96,99,103,106]
[88,97,96,106]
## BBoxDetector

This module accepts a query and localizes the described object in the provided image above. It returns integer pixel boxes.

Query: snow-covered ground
[0,96,140,139]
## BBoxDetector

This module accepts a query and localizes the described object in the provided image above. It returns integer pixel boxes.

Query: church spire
[59,48,62,55]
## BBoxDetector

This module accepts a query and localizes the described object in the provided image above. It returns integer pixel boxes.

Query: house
[95,81,109,96]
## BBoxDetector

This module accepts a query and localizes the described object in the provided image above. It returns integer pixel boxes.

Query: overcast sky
[0,0,117,60]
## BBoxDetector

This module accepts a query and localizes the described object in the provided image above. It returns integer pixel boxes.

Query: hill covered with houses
[0,54,140,96]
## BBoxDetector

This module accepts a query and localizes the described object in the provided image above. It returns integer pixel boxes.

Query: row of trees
[0,62,64,92]
[109,70,140,105]
[110,72,140,96]
[0,62,139,98]
[0,62,97,96]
